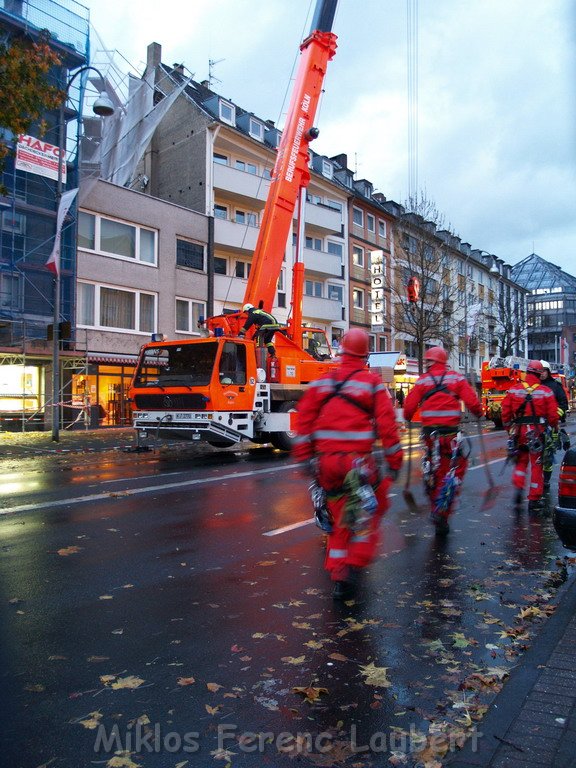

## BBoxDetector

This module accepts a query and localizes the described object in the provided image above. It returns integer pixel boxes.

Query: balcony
[213,163,269,205]
[213,274,246,305]
[302,247,342,278]
[303,295,343,322]
[214,217,259,254]
[304,202,342,233]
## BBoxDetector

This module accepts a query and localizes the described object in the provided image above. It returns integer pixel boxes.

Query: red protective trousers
[512,445,543,501]
[317,452,391,582]
[425,435,468,520]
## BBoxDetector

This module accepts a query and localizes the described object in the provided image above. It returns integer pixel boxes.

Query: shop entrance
[72,364,134,427]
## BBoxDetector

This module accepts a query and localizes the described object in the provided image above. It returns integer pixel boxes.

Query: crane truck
[129,0,340,451]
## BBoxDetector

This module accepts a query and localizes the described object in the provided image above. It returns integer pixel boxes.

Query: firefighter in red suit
[403,346,482,534]
[501,359,558,512]
[293,328,403,600]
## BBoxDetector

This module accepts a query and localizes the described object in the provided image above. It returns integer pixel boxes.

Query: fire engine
[129,0,339,450]
[481,355,570,428]
[481,356,530,428]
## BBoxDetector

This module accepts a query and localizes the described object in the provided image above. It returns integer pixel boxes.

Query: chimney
[146,42,162,74]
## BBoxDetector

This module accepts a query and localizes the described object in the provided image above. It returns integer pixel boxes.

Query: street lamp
[52,66,114,441]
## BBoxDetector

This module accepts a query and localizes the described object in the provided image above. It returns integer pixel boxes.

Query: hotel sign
[370,249,385,330]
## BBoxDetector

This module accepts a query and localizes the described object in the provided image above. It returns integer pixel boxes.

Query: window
[424,244,434,262]
[321,160,333,178]
[248,118,264,141]
[327,199,343,212]
[352,245,364,267]
[214,257,227,275]
[352,288,364,309]
[214,152,228,165]
[378,336,388,352]
[176,298,205,333]
[235,159,257,174]
[214,204,228,219]
[0,272,21,309]
[352,207,363,227]
[378,220,387,238]
[78,281,156,334]
[328,284,343,302]
[235,260,251,279]
[305,280,323,297]
[235,209,257,226]
[306,193,322,205]
[458,352,466,368]
[366,213,375,232]
[305,236,322,251]
[219,99,235,125]
[327,241,343,257]
[176,239,205,271]
[78,212,157,265]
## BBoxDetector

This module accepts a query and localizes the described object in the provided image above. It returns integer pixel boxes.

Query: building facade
[0,0,89,429]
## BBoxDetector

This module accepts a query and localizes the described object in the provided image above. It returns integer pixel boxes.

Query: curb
[447,570,576,767]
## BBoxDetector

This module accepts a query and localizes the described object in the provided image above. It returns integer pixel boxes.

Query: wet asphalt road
[0,426,575,768]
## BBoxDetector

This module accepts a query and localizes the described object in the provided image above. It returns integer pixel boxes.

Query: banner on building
[46,188,78,277]
[15,134,66,183]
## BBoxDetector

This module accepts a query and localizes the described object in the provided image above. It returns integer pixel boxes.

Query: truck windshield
[133,342,219,387]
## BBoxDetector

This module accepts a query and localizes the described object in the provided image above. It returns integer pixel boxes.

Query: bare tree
[390,194,464,373]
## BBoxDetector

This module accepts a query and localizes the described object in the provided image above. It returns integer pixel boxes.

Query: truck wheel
[270,401,298,452]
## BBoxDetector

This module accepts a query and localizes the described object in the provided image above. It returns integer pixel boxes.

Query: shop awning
[87,352,139,366]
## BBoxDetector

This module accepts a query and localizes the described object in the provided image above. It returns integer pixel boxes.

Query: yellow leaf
[78,710,103,729]
[304,640,324,650]
[177,677,195,686]
[292,685,328,703]
[292,622,311,630]
[205,704,221,715]
[206,682,223,692]
[99,595,114,600]
[106,752,141,768]
[256,560,276,566]
[358,662,392,687]
[281,655,306,665]
[107,675,145,690]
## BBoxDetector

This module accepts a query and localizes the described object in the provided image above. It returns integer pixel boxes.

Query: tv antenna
[208,58,225,88]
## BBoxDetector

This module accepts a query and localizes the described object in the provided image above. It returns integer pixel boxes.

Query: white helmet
[243,303,254,312]
[540,360,551,370]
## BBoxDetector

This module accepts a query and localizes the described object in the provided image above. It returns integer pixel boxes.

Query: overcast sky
[88,0,576,273]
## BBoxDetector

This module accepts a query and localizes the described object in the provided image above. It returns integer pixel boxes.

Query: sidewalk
[0,426,139,456]
[448,572,576,768]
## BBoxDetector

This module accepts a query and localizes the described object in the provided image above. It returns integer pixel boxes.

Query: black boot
[513,488,523,510]
[528,498,544,514]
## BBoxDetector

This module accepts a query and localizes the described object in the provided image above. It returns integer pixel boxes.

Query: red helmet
[340,328,370,357]
[527,359,544,375]
[424,346,448,365]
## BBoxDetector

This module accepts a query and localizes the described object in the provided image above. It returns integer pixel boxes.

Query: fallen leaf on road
[106,752,141,768]
[78,711,103,729]
[292,685,328,703]
[358,662,392,687]
[177,677,195,686]
[205,704,221,715]
[281,655,306,665]
[57,546,82,556]
[207,682,223,692]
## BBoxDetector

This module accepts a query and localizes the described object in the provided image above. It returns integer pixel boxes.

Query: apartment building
[74,179,209,425]
[128,43,348,345]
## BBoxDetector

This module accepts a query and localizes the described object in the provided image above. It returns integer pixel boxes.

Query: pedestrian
[292,328,403,600]
[502,359,559,511]
[403,346,482,534]
[238,303,279,356]
[538,360,569,489]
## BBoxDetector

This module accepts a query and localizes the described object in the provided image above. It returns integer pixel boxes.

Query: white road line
[0,464,302,516]
[263,493,398,536]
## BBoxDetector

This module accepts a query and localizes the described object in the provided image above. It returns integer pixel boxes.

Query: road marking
[0,464,303,516]
[263,494,398,536]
